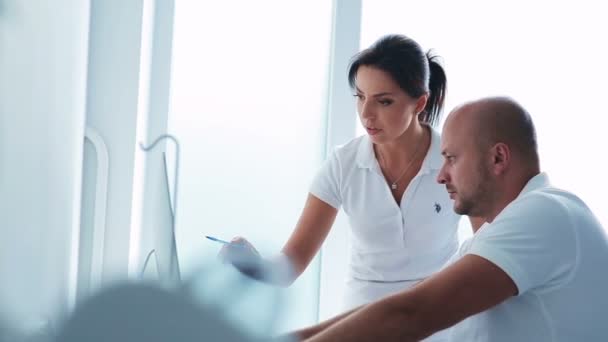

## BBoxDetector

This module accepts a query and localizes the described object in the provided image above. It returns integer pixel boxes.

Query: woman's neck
[374,122,428,168]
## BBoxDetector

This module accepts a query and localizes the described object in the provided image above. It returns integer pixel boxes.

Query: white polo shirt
[450,173,608,341]
[310,128,460,282]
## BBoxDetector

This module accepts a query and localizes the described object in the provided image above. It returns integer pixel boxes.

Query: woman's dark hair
[348,34,447,127]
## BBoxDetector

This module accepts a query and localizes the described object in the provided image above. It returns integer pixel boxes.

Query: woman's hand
[218,236,260,259]
[218,237,264,278]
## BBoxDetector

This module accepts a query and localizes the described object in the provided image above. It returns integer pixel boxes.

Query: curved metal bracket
[139,134,180,216]
[138,134,181,281]
[84,127,109,291]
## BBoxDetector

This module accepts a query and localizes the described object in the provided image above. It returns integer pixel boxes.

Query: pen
[205,235,246,247]
[205,235,231,244]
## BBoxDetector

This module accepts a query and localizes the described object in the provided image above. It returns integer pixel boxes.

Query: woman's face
[354,66,424,144]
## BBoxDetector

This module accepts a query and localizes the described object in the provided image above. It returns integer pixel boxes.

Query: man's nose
[437,165,448,184]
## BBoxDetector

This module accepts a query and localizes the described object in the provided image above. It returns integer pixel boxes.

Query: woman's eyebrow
[354,87,394,97]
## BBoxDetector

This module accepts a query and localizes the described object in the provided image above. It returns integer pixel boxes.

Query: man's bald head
[439,97,540,220]
[446,96,539,168]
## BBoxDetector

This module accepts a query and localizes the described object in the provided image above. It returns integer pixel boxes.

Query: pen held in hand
[205,235,246,248]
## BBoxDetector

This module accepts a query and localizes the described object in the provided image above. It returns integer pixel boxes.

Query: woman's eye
[353,94,364,101]
[379,99,393,106]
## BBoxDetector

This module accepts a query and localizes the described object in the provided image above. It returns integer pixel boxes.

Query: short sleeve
[466,193,577,295]
[309,148,342,209]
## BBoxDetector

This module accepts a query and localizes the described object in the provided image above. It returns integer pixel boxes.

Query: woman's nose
[359,101,374,119]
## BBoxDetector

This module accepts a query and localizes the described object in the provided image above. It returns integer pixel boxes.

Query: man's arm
[283,307,361,340]
[304,254,517,342]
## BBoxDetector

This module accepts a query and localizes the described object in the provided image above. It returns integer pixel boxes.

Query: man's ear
[490,143,511,175]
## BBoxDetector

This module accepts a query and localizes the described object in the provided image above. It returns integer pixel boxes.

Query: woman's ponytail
[422,51,447,127]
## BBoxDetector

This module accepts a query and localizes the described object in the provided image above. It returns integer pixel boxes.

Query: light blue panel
[0,0,90,335]
[84,0,145,281]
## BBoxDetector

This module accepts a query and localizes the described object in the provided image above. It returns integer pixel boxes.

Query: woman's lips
[366,127,381,136]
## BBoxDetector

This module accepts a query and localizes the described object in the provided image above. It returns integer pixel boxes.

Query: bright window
[167,0,333,332]
[360,0,608,238]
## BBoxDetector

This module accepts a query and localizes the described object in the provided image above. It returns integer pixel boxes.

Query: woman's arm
[220,194,337,286]
[279,193,338,284]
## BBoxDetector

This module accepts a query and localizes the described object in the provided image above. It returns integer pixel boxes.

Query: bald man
[289,97,608,342]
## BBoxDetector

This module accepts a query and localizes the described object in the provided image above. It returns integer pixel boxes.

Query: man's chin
[453,203,470,216]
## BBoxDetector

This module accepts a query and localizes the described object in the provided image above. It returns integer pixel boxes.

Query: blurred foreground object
[55,282,250,341]
[54,260,293,342]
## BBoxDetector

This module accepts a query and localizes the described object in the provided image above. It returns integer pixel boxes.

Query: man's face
[437,113,493,217]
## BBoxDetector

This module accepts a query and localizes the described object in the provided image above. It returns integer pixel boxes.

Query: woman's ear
[415,94,429,115]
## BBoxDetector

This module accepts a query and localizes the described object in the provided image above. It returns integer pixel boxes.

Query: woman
[221,34,465,340]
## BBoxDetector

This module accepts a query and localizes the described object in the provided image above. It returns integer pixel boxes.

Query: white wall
[0,0,90,334]
[318,0,361,321]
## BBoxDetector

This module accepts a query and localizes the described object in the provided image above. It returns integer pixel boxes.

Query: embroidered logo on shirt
[434,203,441,213]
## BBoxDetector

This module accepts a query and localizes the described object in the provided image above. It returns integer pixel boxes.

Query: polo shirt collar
[478,172,550,231]
[355,126,443,174]
[355,134,377,169]
[518,172,551,197]
[419,128,443,173]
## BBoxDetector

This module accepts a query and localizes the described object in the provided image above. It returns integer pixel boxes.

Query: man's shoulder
[522,185,591,219]
[483,187,575,236]
[510,186,575,215]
